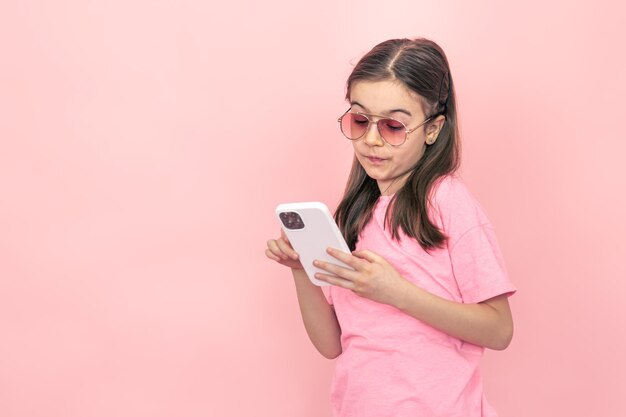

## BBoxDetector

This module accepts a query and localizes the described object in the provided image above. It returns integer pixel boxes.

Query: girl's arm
[313,248,513,351]
[291,269,342,359]
[394,288,512,350]
[266,232,342,359]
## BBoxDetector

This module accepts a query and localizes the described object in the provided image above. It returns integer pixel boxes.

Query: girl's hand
[313,248,411,307]
[265,229,304,270]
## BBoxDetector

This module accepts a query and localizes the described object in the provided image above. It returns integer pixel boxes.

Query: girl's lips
[366,156,385,165]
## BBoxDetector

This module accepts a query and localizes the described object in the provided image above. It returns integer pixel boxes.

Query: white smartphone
[275,202,352,286]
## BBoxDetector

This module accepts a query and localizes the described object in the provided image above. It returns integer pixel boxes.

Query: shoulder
[429,175,492,237]
[430,175,478,212]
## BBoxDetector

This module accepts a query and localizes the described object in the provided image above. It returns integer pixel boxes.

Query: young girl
[265,38,515,417]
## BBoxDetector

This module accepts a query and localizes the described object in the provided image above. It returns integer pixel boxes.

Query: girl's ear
[425,115,446,145]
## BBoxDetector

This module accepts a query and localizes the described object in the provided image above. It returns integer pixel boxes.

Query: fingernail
[292,253,299,260]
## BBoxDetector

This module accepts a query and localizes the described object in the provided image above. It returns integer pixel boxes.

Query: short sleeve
[449,224,516,304]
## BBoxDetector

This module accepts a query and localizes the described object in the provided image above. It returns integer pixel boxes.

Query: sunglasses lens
[340,113,369,140]
[378,118,406,145]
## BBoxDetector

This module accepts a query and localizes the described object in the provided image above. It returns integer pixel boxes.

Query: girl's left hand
[313,248,411,307]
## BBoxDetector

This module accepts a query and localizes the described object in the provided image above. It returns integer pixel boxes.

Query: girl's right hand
[265,229,304,270]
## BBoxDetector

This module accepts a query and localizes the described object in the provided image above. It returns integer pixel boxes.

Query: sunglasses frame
[337,108,435,147]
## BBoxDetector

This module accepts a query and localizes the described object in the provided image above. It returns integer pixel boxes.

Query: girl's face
[348,80,443,195]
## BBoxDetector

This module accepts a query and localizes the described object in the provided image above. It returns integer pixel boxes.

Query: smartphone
[275,202,352,286]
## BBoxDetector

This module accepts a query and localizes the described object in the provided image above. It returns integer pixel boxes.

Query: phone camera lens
[279,211,305,230]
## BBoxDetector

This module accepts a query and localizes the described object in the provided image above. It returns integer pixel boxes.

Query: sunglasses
[337,109,434,147]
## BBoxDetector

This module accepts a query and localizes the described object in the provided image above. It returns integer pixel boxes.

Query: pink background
[1,1,625,416]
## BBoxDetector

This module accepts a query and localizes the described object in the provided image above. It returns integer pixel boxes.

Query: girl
[265,38,515,417]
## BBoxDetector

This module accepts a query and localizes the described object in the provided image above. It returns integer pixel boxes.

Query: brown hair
[334,38,460,250]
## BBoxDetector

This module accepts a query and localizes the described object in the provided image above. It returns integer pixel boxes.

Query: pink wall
[1,0,625,416]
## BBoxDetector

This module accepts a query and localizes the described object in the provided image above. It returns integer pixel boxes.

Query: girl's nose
[363,121,385,147]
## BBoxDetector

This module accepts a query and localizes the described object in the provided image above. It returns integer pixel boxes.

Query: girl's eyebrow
[350,100,413,117]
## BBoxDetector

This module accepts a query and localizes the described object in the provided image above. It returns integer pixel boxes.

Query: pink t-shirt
[327,176,516,417]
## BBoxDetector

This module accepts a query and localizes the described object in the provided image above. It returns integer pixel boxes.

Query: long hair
[334,38,460,251]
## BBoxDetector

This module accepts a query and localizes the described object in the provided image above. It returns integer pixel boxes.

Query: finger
[275,236,299,260]
[267,239,289,260]
[352,249,384,263]
[265,248,282,262]
[325,247,365,270]
[313,259,358,281]
[314,272,355,290]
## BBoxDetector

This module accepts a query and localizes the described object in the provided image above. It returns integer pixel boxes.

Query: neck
[379,171,412,196]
